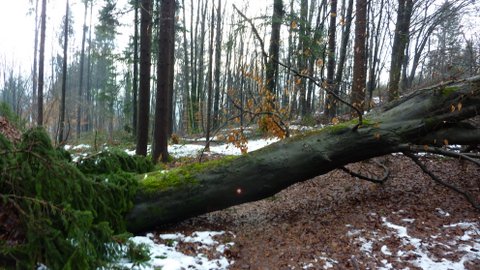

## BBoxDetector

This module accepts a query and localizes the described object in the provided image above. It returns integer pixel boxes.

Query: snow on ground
[123,138,279,158]
[115,231,234,270]
[340,210,480,270]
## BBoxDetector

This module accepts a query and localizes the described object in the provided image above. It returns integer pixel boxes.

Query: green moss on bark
[138,156,239,193]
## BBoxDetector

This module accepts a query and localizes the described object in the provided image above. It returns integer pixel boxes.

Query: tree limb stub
[126,76,480,233]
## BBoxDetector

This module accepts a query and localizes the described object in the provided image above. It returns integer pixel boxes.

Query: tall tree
[85,2,93,132]
[265,0,283,97]
[37,0,47,126]
[205,3,215,151]
[387,0,413,101]
[180,0,190,134]
[324,0,337,119]
[76,0,89,138]
[297,0,309,117]
[366,0,386,110]
[334,0,353,92]
[136,0,153,156]
[132,0,139,137]
[58,0,70,143]
[351,0,367,112]
[212,0,223,129]
[93,0,119,138]
[152,0,176,162]
[31,0,40,123]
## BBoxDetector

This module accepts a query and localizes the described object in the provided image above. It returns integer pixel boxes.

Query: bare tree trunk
[350,0,367,113]
[180,0,190,135]
[297,0,309,117]
[366,0,385,111]
[58,0,69,143]
[132,0,139,137]
[387,0,413,101]
[76,0,88,139]
[324,0,337,119]
[152,0,176,163]
[205,3,215,151]
[32,0,39,123]
[334,0,353,104]
[212,0,223,129]
[37,0,47,126]
[85,2,93,133]
[265,0,283,97]
[136,0,153,156]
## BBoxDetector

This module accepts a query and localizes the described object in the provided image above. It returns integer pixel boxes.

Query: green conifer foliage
[0,128,150,269]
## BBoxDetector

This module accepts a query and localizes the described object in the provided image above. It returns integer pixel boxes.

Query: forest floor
[155,154,480,269]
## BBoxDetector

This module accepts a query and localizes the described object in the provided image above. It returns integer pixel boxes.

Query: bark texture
[136,0,153,156]
[126,77,480,233]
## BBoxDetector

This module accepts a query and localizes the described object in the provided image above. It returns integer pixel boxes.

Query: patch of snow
[381,245,392,256]
[115,231,234,270]
[378,259,394,270]
[302,262,314,269]
[443,222,476,229]
[169,144,205,158]
[64,145,72,150]
[72,144,91,150]
[125,149,136,156]
[209,138,279,156]
[381,218,480,270]
[346,228,363,237]
[401,218,415,223]
[436,208,451,217]
[359,237,373,254]
[183,231,225,246]
[36,264,48,270]
[317,255,337,269]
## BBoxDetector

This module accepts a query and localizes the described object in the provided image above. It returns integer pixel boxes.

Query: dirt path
[159,155,480,269]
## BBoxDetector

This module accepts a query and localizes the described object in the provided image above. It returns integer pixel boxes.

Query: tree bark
[265,0,283,97]
[205,3,215,151]
[58,0,69,144]
[126,76,480,233]
[132,0,139,137]
[324,0,337,119]
[37,0,47,126]
[388,0,413,101]
[212,0,223,129]
[136,0,153,156]
[77,0,88,139]
[152,0,176,163]
[351,0,367,112]
[32,0,39,123]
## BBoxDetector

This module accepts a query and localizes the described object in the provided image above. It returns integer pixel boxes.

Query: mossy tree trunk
[126,77,480,233]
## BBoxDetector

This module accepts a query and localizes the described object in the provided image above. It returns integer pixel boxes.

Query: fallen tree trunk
[126,76,480,233]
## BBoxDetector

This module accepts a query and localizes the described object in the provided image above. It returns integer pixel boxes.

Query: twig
[403,151,480,210]
[341,159,390,184]
[399,144,480,167]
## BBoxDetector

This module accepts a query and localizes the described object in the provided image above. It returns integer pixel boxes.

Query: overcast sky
[0,0,266,76]
[0,0,478,77]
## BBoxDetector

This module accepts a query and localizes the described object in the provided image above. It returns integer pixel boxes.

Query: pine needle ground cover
[0,128,153,269]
